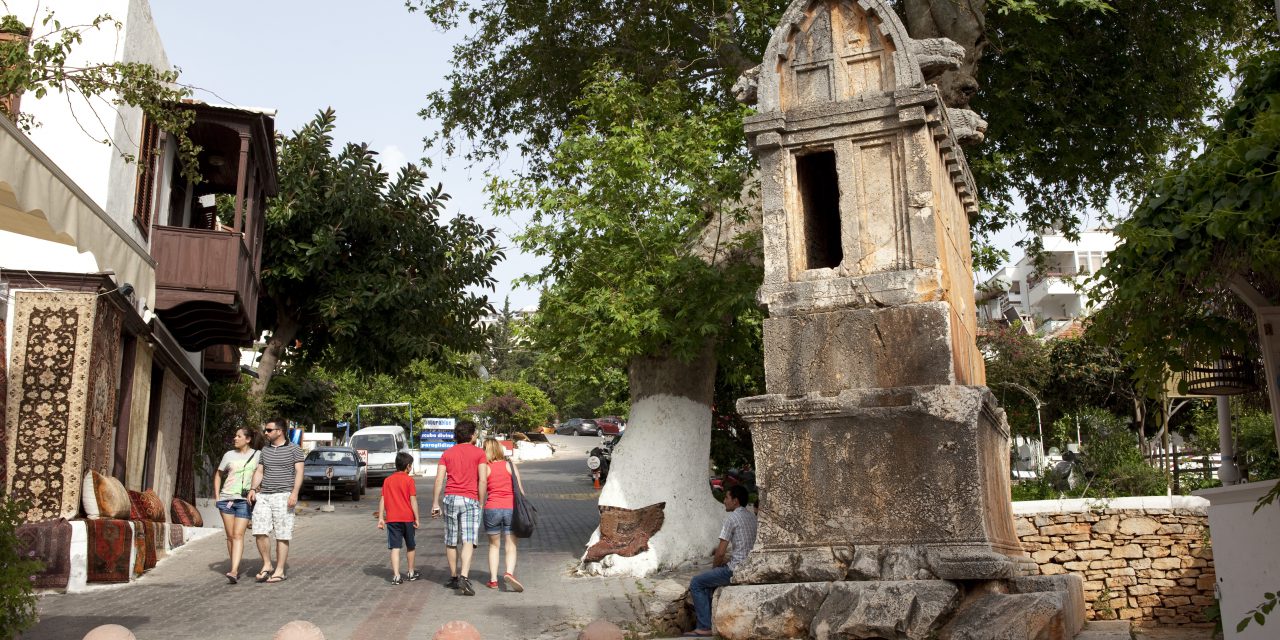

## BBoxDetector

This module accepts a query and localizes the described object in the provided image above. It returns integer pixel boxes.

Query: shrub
[0,499,40,637]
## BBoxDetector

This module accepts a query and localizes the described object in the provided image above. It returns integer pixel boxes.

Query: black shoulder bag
[508,461,537,538]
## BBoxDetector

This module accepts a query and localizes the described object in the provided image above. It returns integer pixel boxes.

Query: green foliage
[0,499,41,637]
[259,108,503,379]
[481,379,555,431]
[1045,333,1137,419]
[969,0,1275,268]
[410,0,1275,270]
[264,368,337,427]
[1010,474,1060,501]
[0,8,201,182]
[491,64,762,373]
[979,322,1050,439]
[1077,409,1168,497]
[1091,48,1280,395]
[1238,590,1278,633]
[1190,404,1279,482]
[201,378,267,470]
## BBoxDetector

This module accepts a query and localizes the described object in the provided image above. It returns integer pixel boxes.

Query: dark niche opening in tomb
[796,149,843,270]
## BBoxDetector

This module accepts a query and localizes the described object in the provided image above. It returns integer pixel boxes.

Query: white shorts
[251,492,296,540]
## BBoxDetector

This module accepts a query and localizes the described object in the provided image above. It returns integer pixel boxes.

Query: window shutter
[132,118,161,238]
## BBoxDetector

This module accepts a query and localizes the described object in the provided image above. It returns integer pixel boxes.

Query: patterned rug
[168,522,184,549]
[86,518,132,583]
[83,299,122,477]
[152,521,168,561]
[16,519,72,588]
[1,317,7,494]
[131,520,146,576]
[141,520,158,569]
[4,292,96,523]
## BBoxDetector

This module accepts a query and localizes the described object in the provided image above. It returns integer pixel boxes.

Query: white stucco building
[976,229,1118,336]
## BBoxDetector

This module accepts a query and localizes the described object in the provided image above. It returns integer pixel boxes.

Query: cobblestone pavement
[28,436,649,640]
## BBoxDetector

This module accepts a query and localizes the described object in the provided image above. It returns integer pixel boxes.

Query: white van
[349,425,412,481]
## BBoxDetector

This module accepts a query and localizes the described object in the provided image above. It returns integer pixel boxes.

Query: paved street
[27,437,651,640]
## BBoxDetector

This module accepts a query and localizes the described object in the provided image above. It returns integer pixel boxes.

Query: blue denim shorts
[216,498,252,519]
[484,508,513,535]
[386,522,416,550]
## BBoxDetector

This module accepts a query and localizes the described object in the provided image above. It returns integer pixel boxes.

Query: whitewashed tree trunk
[580,344,723,576]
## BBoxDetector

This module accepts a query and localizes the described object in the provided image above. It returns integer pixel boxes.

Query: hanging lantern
[1179,350,1259,396]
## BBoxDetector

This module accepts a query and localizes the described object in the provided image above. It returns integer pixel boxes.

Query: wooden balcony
[146,102,276,353]
[152,226,259,350]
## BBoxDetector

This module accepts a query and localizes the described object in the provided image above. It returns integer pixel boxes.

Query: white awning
[0,116,156,302]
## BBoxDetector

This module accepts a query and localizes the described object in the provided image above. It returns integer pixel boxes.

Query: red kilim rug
[131,520,146,576]
[86,518,132,583]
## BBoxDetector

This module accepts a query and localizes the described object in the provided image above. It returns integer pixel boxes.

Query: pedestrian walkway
[26,442,653,640]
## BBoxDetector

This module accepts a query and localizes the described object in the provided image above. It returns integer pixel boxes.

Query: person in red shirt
[377,452,420,585]
[430,421,488,596]
[482,438,526,591]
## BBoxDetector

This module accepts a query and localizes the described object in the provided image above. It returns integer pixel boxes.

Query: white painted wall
[8,0,171,247]
[1196,482,1280,640]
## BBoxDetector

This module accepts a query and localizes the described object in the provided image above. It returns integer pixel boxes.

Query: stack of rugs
[16,470,208,589]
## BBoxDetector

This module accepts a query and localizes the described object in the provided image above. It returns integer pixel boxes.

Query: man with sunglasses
[247,418,305,583]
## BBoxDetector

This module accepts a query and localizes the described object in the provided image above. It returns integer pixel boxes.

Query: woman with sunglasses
[212,426,262,584]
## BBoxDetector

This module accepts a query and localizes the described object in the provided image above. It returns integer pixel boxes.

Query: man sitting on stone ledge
[684,485,757,637]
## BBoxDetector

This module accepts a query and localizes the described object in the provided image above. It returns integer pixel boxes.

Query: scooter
[587,435,618,486]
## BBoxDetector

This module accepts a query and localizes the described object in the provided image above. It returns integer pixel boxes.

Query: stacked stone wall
[1014,497,1214,628]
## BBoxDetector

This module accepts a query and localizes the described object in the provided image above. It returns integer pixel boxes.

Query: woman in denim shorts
[482,438,526,591]
[212,427,261,584]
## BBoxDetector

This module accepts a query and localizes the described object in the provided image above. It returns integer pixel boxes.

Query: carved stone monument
[716,1,1085,638]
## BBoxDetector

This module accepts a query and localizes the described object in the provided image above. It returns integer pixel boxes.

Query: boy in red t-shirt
[430,421,489,596]
[377,452,420,585]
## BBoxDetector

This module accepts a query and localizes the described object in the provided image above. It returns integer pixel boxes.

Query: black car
[556,418,600,436]
[302,446,367,501]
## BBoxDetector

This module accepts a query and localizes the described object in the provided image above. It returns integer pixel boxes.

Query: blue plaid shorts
[443,494,481,546]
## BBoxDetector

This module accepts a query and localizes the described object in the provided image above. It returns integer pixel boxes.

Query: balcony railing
[151,226,259,351]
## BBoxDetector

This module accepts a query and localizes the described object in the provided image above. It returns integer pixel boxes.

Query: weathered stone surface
[738,386,1020,570]
[733,546,850,584]
[1010,574,1086,638]
[1118,517,1161,536]
[762,304,955,396]
[713,582,830,640]
[812,581,960,640]
[941,592,1067,640]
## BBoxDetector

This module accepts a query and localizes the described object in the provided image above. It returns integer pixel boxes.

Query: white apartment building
[976,229,1118,336]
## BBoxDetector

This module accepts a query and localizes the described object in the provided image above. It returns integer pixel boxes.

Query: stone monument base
[713,574,1085,640]
[736,385,1024,570]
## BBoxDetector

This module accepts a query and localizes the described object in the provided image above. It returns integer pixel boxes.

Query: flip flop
[681,631,713,637]
[255,570,272,583]
[266,575,288,583]
[225,572,239,584]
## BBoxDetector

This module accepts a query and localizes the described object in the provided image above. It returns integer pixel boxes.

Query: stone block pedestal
[736,385,1023,581]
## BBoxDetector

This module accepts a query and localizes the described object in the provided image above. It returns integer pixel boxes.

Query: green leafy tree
[408,0,1275,268]
[482,379,555,431]
[1092,48,1280,391]
[979,321,1050,439]
[490,66,762,570]
[252,109,503,396]
[0,5,201,180]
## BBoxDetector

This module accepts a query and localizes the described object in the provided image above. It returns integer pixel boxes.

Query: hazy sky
[149,0,544,310]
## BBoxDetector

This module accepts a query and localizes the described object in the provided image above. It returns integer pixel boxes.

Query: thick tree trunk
[579,342,723,576]
[903,0,987,108]
[249,314,299,398]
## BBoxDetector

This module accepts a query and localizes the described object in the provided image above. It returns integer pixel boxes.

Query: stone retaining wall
[1013,496,1215,628]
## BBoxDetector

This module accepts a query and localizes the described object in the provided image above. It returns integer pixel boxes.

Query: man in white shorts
[248,417,305,583]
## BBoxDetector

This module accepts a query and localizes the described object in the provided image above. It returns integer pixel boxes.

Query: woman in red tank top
[482,438,526,591]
